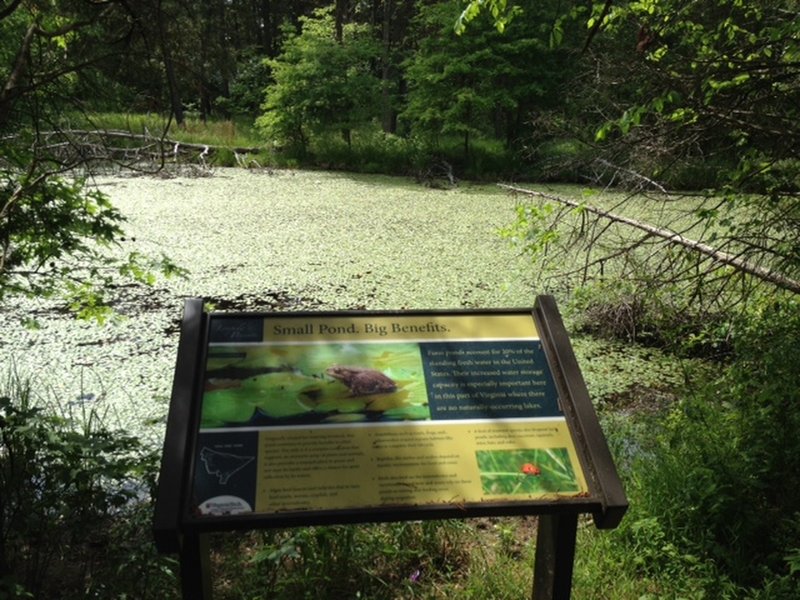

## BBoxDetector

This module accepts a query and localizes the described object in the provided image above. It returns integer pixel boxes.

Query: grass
[206,518,537,599]
[58,112,537,177]
[60,111,264,149]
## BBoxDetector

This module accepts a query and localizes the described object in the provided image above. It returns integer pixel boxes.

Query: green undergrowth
[306,129,528,181]
[58,113,554,178]
[577,298,800,599]
[0,372,175,599]
[60,112,266,163]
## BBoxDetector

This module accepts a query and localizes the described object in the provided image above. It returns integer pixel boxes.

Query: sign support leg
[180,531,213,600]
[532,513,578,600]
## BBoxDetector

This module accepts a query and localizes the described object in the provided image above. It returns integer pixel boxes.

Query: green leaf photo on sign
[201,388,258,427]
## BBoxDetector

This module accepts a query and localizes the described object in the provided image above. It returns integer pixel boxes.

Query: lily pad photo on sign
[201,342,430,428]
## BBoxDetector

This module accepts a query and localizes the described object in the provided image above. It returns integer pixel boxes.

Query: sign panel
[188,312,589,518]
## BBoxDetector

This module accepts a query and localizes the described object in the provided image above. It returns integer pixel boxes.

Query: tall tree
[403,0,573,160]
[0,1,180,318]
[256,7,381,154]
[374,0,415,134]
[155,0,185,125]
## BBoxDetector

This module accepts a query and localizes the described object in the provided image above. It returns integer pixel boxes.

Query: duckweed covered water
[0,169,543,438]
[0,169,691,439]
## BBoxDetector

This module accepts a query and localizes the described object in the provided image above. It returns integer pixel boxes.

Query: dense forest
[3,0,800,305]
[1,0,796,184]
[2,0,800,598]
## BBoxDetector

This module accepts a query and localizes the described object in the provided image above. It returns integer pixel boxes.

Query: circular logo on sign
[198,495,253,516]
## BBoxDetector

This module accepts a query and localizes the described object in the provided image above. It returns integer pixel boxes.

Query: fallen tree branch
[38,129,263,154]
[500,183,800,295]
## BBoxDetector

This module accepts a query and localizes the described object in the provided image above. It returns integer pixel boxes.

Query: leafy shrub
[599,298,800,595]
[0,372,176,598]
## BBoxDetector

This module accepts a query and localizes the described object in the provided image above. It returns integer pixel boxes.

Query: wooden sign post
[154,296,627,599]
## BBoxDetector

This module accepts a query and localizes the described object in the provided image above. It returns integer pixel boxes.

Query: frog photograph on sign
[201,341,430,427]
[326,365,397,396]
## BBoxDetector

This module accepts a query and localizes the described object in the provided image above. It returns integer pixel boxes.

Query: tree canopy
[2,0,800,316]
[1,0,182,319]
[256,8,381,154]
[464,0,800,319]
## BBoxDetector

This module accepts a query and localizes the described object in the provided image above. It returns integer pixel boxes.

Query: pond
[0,169,547,439]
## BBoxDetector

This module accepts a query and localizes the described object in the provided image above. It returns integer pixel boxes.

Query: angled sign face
[190,312,589,520]
[153,297,628,600]
[154,298,626,550]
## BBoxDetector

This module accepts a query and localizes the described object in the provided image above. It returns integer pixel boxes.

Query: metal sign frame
[153,296,627,599]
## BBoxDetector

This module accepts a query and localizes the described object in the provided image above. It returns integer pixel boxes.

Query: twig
[594,158,669,193]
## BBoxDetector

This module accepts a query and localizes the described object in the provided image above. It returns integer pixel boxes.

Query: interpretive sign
[193,312,587,518]
[154,297,627,600]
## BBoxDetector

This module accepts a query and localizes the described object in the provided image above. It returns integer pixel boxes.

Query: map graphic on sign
[200,447,255,485]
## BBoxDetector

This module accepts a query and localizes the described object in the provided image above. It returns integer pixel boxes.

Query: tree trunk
[157,0,184,126]
[0,23,35,131]
[259,0,275,55]
[334,0,348,43]
[380,0,394,133]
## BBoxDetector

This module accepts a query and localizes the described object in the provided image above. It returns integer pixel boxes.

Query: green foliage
[262,123,521,180]
[257,10,381,156]
[0,168,185,321]
[403,0,571,162]
[592,299,800,594]
[529,138,594,182]
[455,0,523,35]
[215,51,273,117]
[570,334,693,407]
[574,512,732,599]
[566,279,726,350]
[594,0,800,193]
[1,0,188,322]
[498,202,558,258]
[0,173,123,317]
[0,372,176,598]
[0,174,124,287]
[212,147,237,167]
